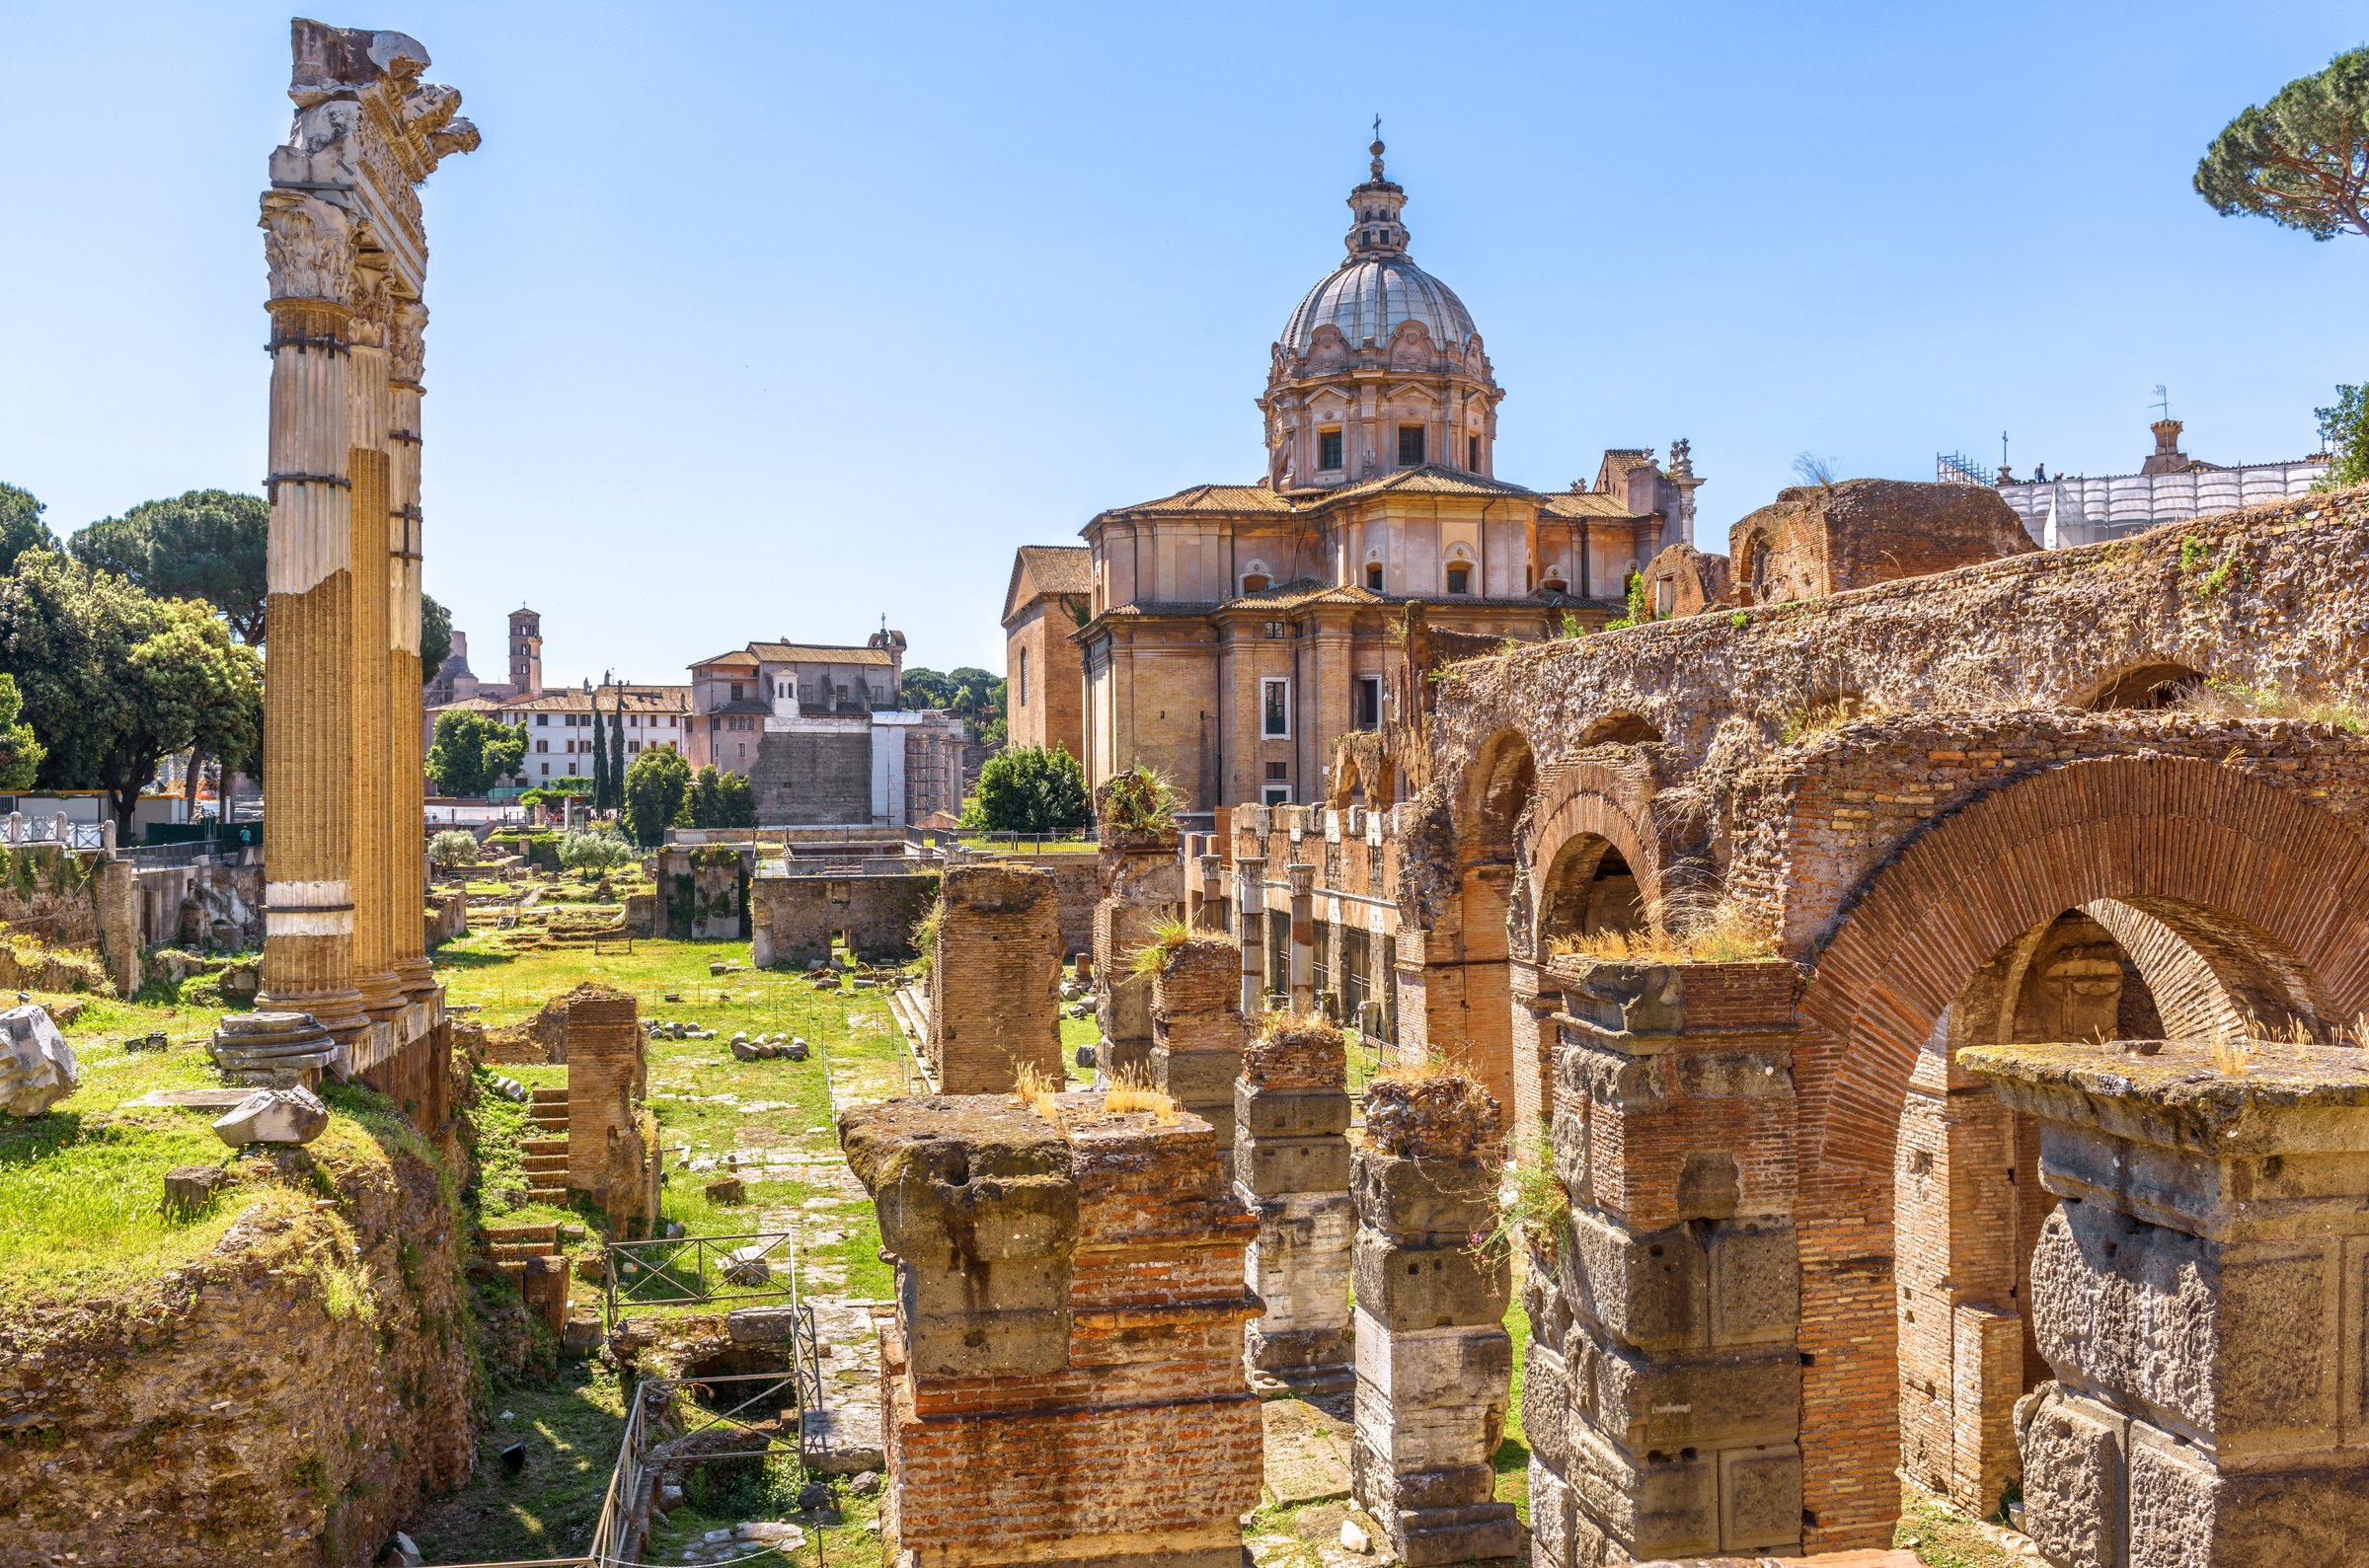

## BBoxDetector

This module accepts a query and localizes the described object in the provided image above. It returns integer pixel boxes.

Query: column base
[394,955,436,1004]
[356,966,406,1023]
[256,985,369,1041]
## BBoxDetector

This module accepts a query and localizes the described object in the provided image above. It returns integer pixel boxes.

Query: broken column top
[1362,1072,1500,1159]
[1243,1011,1347,1090]
[1960,1039,2369,1157]
[839,1094,1070,1191]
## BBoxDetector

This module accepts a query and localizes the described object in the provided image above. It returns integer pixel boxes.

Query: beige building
[495,684,691,785]
[1030,139,1704,808]
[1001,546,1091,760]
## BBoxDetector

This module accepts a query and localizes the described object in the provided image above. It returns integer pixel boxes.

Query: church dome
[1277,134,1477,353]
[1282,256,1477,352]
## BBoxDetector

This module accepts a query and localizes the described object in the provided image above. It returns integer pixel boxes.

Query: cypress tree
[609,694,627,807]
[590,702,610,810]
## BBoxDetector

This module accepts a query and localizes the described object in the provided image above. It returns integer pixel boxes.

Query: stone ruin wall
[1092,829,1182,1079]
[841,1092,1262,1568]
[927,863,1062,1094]
[1235,1016,1354,1388]
[0,1137,474,1566]
[748,869,938,970]
[565,986,659,1227]
[1150,936,1248,1174]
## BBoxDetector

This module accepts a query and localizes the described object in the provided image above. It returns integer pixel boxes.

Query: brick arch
[1789,755,2369,1548]
[1520,761,1662,954]
[1798,755,2369,1180]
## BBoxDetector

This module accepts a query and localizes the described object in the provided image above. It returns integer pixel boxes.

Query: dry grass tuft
[1125,916,1195,979]
[1101,1066,1181,1123]
[1549,891,1776,964]
[2177,678,2369,733]
[2209,1030,2253,1076]
[1012,1060,1061,1120]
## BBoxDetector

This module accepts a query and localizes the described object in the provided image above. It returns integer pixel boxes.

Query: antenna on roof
[2152,384,2171,420]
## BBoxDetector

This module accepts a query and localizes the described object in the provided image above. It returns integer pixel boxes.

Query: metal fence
[602,1227,802,1329]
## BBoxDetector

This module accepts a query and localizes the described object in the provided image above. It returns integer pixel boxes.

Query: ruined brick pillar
[1351,1075,1522,1567]
[843,1092,1262,1568]
[1287,860,1316,1015]
[1151,934,1248,1176]
[1964,1039,2369,1568]
[1092,817,1182,1080]
[95,855,142,999]
[565,986,656,1227]
[1236,1012,1352,1390]
[928,863,1061,1094]
[1526,957,1804,1566]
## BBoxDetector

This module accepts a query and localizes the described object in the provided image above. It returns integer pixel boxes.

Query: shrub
[974,744,1091,834]
[559,827,637,874]
[1102,763,1177,837]
[427,830,477,871]
[622,748,691,847]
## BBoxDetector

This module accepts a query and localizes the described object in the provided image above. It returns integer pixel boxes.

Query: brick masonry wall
[930,863,1062,1094]
[749,871,938,969]
[845,1092,1261,1568]
[566,987,657,1226]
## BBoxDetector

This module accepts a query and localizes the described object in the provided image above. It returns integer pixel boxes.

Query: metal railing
[580,1369,806,1568]
[603,1226,803,1328]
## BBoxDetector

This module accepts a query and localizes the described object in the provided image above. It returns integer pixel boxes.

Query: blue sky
[1,2,2361,682]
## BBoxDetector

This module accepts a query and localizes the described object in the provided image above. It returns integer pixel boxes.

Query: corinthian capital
[260,189,357,306]
[348,262,394,349]
[388,301,428,385]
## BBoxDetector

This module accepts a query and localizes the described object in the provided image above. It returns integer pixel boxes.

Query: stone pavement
[800,1298,887,1475]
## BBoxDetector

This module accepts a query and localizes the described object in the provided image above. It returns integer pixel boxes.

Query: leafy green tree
[0,552,263,834]
[420,592,452,684]
[973,743,1090,833]
[591,703,611,811]
[2318,383,2369,490]
[623,746,691,847]
[901,666,953,709]
[687,763,723,828]
[0,674,42,790]
[0,485,55,574]
[560,826,638,873]
[67,490,267,642]
[2196,46,2369,240]
[427,709,526,796]
[427,829,477,871]
[683,764,757,828]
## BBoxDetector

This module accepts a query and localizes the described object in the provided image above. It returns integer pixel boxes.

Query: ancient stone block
[1237,1135,1352,1196]
[1238,1013,1351,1385]
[1529,1453,1581,1568]
[1557,1206,1705,1352]
[1567,1321,1801,1454]
[1565,1423,1719,1560]
[1236,1082,1353,1139]
[0,1004,76,1116]
[1715,1443,1802,1552]
[1352,1150,1496,1240]
[1352,1232,1511,1327]
[1705,1217,1799,1346]
[212,1084,330,1147]
[162,1164,229,1214]
[2017,1383,2126,1568]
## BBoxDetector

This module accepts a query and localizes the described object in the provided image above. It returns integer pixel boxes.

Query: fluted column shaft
[346,305,400,1021]
[258,297,369,1035]
[388,303,431,999]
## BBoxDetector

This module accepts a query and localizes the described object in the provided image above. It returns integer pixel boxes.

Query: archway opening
[1536,836,1646,949]
[1430,731,1535,1118]
[1579,711,1663,746]
[2082,661,2203,710]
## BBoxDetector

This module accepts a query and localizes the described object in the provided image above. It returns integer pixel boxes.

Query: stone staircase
[525,1087,571,1203]
[482,1221,562,1281]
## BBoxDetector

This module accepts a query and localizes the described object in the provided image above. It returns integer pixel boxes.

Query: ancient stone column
[843,1091,1262,1568]
[1350,1074,1522,1568]
[256,187,368,1038]
[1236,1011,1352,1390]
[1151,934,1248,1175]
[1963,1038,2369,1568]
[255,21,477,1047]
[1287,860,1317,1014]
[386,300,433,1003]
[1196,852,1223,929]
[345,261,400,1025]
[1092,811,1182,1079]
[927,863,1061,1093]
[1525,957,1804,1566]
[1232,853,1267,1015]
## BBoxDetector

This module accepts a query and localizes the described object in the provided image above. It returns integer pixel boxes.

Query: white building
[1972,419,2328,549]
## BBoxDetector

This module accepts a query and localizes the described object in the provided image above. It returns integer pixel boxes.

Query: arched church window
[1446,564,1472,595]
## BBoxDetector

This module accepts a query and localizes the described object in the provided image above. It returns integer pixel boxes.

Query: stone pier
[1235,1011,1353,1390]
[1350,1074,1521,1568]
[927,863,1062,1093]
[1524,956,1804,1565]
[1092,810,1182,1079]
[841,1092,1262,1568]
[565,986,658,1228]
[254,20,474,1104]
[1964,1039,2369,1568]
[1151,934,1248,1176]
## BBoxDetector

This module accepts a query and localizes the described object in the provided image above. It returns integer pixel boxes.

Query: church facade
[1018,139,1705,809]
